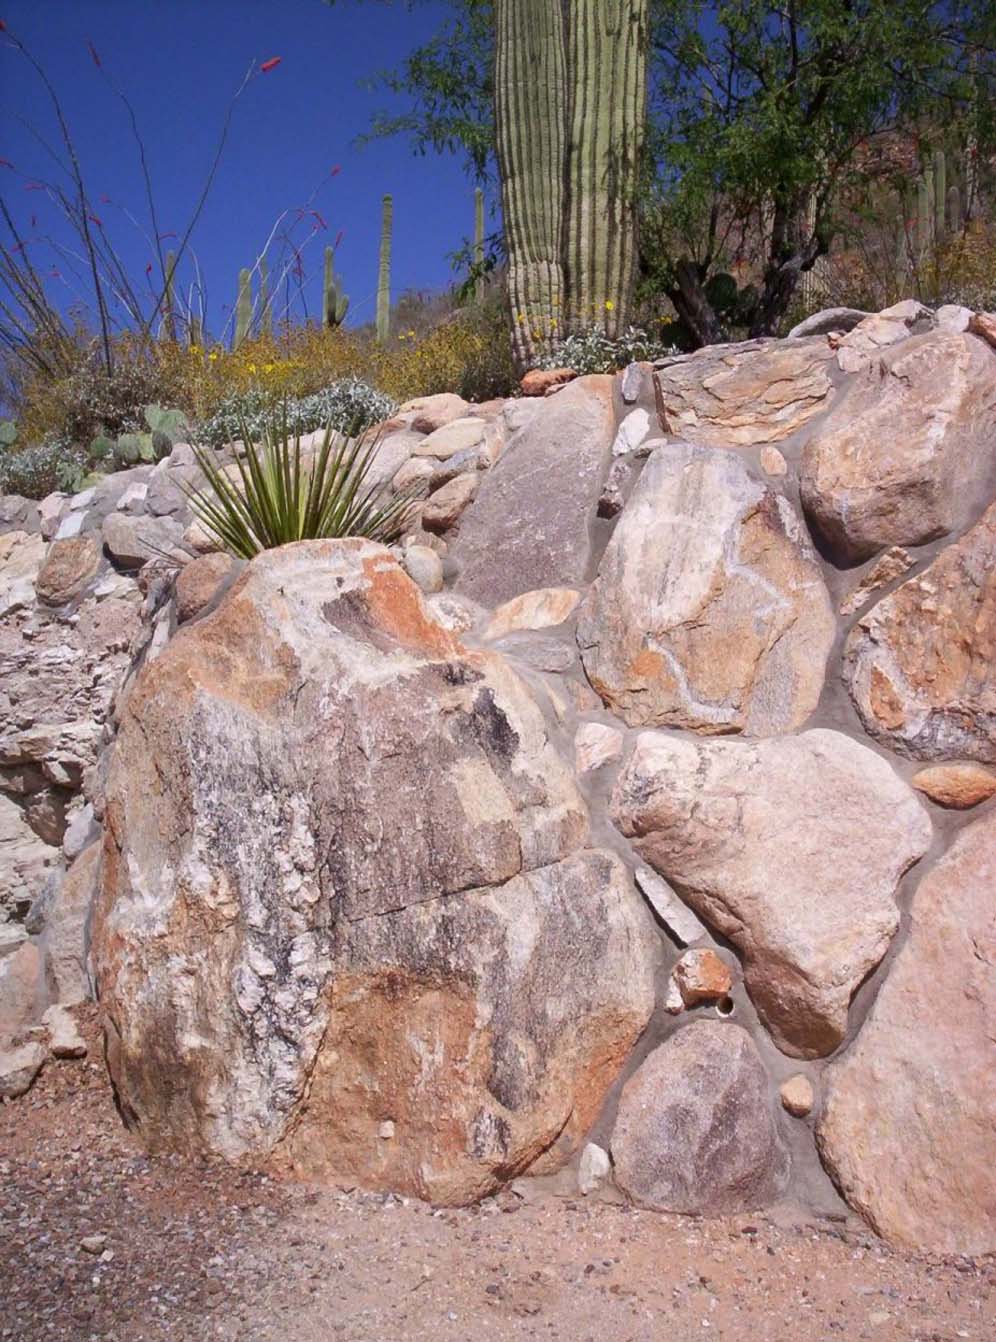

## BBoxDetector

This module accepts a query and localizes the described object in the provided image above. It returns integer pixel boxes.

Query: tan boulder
[421,472,479,533]
[968,310,996,350]
[0,794,59,924]
[175,551,235,623]
[653,337,835,446]
[577,442,835,735]
[0,938,42,1039]
[400,392,470,435]
[780,1075,815,1117]
[574,722,623,775]
[93,540,657,1202]
[413,418,487,460]
[843,500,996,763]
[35,535,103,607]
[520,367,578,397]
[800,331,996,562]
[611,1022,788,1215]
[611,729,932,1056]
[817,810,996,1254]
[911,763,996,809]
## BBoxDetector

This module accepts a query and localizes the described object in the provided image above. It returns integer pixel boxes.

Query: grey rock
[0,1040,46,1100]
[633,867,706,946]
[578,1142,611,1195]
[787,307,871,338]
[611,1022,788,1214]
[42,1003,86,1058]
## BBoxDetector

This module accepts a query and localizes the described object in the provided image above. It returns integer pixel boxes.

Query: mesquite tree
[495,0,648,368]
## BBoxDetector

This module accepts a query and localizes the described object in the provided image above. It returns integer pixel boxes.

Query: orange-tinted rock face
[844,500,996,763]
[93,540,657,1202]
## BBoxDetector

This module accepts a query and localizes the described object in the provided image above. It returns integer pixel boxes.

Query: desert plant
[376,194,393,344]
[0,420,17,448]
[88,402,189,468]
[323,247,350,328]
[536,324,677,375]
[184,411,416,558]
[192,376,393,450]
[0,435,87,499]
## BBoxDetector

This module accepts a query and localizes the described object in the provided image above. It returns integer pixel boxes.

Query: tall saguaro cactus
[376,194,393,344]
[162,249,177,343]
[323,245,349,327]
[234,267,251,349]
[564,0,648,340]
[494,0,649,369]
[494,0,567,369]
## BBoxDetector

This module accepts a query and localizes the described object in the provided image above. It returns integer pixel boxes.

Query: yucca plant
[183,410,416,560]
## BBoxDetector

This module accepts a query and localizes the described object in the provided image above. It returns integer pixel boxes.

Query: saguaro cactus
[494,0,567,369]
[564,0,648,340]
[323,245,349,327]
[162,249,177,343]
[376,194,393,344]
[494,0,649,369]
[234,267,251,349]
[932,148,947,240]
[474,186,485,302]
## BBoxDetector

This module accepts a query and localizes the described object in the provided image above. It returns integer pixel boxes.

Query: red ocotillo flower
[88,213,102,226]
[260,56,281,74]
[99,194,111,204]
[0,158,13,170]
[145,262,153,276]
[330,165,342,178]
[311,210,327,230]
[24,182,44,192]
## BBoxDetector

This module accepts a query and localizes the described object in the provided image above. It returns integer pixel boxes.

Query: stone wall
[1,299,994,1254]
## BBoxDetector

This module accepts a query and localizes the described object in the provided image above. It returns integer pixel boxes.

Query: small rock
[401,392,470,435]
[633,868,707,946]
[182,517,221,555]
[620,362,647,404]
[401,545,443,595]
[611,408,651,457]
[35,536,103,606]
[378,1120,396,1140]
[413,418,487,461]
[54,511,85,541]
[421,473,479,533]
[967,310,996,350]
[393,457,436,496]
[520,368,577,397]
[484,587,580,640]
[672,949,733,1007]
[42,1003,87,1059]
[759,445,788,477]
[838,547,914,617]
[780,1074,815,1117]
[574,722,623,775]
[0,1041,46,1100]
[664,977,685,1014]
[79,1235,107,1255]
[578,1142,611,1196]
[911,763,996,810]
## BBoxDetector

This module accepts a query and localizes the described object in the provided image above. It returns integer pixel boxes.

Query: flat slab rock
[93,539,658,1204]
[611,1022,788,1215]
[611,729,932,1057]
[449,375,615,607]
[653,337,835,446]
[577,441,835,734]
[843,498,996,763]
[800,329,996,563]
[817,810,996,1255]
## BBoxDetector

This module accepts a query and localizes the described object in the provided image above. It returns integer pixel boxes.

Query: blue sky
[0,0,482,337]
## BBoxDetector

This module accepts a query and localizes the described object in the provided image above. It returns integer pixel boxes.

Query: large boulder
[611,1022,788,1214]
[450,376,615,606]
[577,442,835,734]
[0,793,58,924]
[611,729,932,1057]
[817,811,996,1254]
[800,330,996,562]
[843,499,996,763]
[93,540,658,1203]
[653,337,835,446]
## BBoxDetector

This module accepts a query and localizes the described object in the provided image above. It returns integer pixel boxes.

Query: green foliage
[0,420,17,447]
[84,404,186,470]
[192,378,394,451]
[323,246,350,328]
[536,325,678,375]
[0,436,88,500]
[184,413,417,560]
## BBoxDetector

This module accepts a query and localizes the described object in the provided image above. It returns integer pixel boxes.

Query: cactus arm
[234,267,251,349]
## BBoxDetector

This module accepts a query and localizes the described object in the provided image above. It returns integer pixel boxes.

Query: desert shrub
[192,378,394,449]
[186,418,416,559]
[536,325,679,375]
[0,436,88,499]
[379,299,518,403]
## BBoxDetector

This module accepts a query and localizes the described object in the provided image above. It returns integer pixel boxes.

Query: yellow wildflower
[208,351,219,362]
[605,300,615,312]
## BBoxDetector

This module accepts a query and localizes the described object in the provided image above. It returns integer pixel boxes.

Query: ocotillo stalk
[494,0,567,370]
[932,148,946,240]
[564,0,648,340]
[376,194,393,344]
[234,267,251,349]
[260,257,272,336]
[162,250,177,343]
[947,184,962,236]
[474,187,485,302]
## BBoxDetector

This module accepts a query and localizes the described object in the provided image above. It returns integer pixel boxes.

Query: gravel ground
[2,1009,992,1342]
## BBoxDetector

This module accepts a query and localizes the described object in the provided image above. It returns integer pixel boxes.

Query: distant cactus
[323,245,349,328]
[162,250,177,343]
[189,314,203,349]
[376,194,393,344]
[234,267,252,349]
[932,148,947,239]
[917,172,933,250]
[947,183,962,235]
[474,187,485,302]
[259,257,272,337]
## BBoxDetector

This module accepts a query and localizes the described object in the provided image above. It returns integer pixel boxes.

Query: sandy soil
[2,1009,992,1342]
